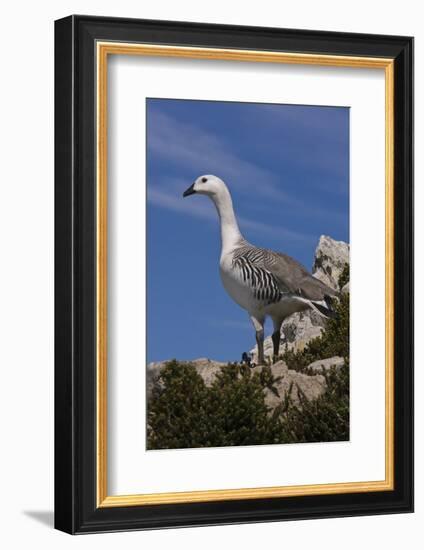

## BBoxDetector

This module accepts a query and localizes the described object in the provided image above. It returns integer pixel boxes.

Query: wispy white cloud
[245,104,349,191]
[147,109,347,220]
[206,318,251,330]
[148,183,315,244]
[147,110,294,203]
[238,215,313,243]
[148,186,216,221]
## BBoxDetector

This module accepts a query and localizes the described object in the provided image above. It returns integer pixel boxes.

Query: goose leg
[272,319,283,363]
[250,314,265,365]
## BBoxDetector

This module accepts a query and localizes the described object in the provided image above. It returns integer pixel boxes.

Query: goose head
[183,175,227,198]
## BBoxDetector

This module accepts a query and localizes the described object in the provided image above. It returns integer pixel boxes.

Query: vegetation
[338,262,350,290]
[147,264,350,450]
[277,362,349,443]
[147,362,285,449]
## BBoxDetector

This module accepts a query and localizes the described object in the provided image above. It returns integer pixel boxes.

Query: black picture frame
[55,14,414,534]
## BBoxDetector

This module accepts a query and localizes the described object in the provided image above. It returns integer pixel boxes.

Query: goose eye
[201,177,208,183]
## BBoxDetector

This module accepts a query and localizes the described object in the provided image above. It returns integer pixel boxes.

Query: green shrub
[147,362,285,449]
[147,361,209,449]
[147,359,349,449]
[338,262,350,289]
[278,362,349,443]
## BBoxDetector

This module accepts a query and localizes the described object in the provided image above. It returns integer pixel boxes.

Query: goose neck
[212,188,243,253]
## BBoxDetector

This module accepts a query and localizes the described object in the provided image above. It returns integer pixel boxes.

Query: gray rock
[250,310,325,362]
[147,358,327,410]
[188,357,227,385]
[307,356,345,372]
[147,358,227,400]
[313,235,349,290]
[146,361,164,397]
[342,281,350,294]
[280,309,325,351]
[262,361,327,409]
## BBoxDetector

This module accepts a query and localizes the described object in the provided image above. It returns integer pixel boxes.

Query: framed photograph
[54,15,413,534]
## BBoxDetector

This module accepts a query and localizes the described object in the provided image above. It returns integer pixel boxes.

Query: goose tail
[309,294,338,319]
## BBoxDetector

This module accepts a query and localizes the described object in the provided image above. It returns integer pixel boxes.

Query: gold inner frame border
[96,41,395,508]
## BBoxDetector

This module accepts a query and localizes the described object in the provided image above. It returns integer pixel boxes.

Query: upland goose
[183,175,337,365]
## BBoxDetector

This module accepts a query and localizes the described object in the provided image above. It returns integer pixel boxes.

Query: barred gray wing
[233,246,336,302]
[264,250,337,301]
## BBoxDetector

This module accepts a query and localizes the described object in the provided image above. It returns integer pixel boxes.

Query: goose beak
[183,183,196,197]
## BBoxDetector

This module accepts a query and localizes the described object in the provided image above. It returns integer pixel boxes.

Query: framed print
[54,15,413,534]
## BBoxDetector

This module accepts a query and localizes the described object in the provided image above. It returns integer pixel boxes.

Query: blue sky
[146,98,349,363]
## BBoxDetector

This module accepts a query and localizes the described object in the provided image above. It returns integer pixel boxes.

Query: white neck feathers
[210,185,243,254]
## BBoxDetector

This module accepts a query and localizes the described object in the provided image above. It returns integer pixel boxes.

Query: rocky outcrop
[147,357,226,398]
[263,361,326,409]
[280,309,325,351]
[307,356,345,372]
[147,358,327,409]
[312,235,349,290]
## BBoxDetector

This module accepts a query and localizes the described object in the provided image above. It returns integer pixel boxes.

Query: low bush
[147,362,285,449]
